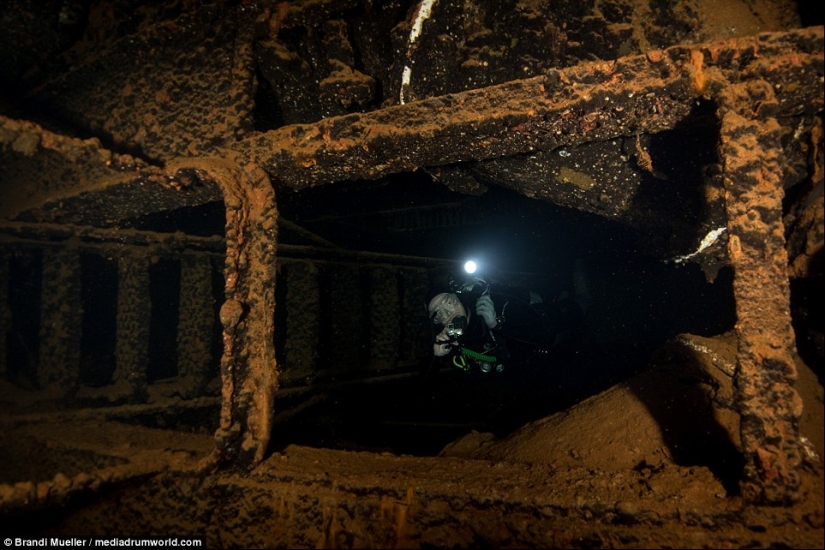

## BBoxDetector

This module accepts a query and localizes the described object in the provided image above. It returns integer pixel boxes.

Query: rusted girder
[166,155,280,467]
[1,27,822,482]
[3,28,821,229]
[718,81,805,505]
[229,27,823,191]
[0,116,223,226]
[221,27,825,489]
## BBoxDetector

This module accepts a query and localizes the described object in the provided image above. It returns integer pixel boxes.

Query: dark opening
[209,255,225,381]
[147,258,181,383]
[5,251,42,390]
[79,253,118,387]
[274,261,289,378]
[268,170,738,457]
[126,202,226,237]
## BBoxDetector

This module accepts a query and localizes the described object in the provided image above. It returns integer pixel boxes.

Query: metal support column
[170,155,279,467]
[326,264,363,370]
[367,267,400,370]
[283,260,320,384]
[114,252,151,401]
[37,246,83,395]
[177,252,217,397]
[719,80,804,504]
[399,267,431,366]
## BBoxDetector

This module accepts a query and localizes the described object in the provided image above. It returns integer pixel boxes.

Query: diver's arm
[475,294,498,329]
[433,330,455,357]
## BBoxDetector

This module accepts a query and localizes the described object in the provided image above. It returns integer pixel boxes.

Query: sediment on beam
[0,116,223,226]
[3,29,820,229]
[227,27,824,190]
[718,82,804,505]
[0,396,221,426]
[0,222,456,267]
[0,222,226,254]
[179,157,279,468]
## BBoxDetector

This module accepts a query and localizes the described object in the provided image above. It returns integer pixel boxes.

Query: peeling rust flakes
[688,49,709,95]
[646,50,665,64]
[728,233,742,261]
[634,133,655,174]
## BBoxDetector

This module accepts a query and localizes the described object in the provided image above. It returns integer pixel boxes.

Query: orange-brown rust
[718,83,804,505]
[228,27,824,191]
[168,155,279,467]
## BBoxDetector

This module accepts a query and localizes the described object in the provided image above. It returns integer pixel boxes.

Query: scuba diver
[425,262,584,373]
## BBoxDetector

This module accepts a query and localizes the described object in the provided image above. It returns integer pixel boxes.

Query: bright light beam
[464,260,477,274]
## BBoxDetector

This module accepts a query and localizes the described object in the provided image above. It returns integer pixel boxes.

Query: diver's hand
[433,331,455,357]
[476,295,497,328]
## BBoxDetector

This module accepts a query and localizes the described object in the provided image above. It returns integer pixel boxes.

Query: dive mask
[428,293,462,326]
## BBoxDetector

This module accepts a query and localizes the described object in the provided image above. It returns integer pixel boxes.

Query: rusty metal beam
[718,81,805,505]
[217,27,825,494]
[228,27,823,191]
[172,155,279,467]
[3,28,822,228]
[183,28,823,484]
[0,116,224,226]
[1,27,822,490]
[0,220,455,268]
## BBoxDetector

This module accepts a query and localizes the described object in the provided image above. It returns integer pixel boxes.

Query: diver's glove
[475,295,498,329]
[433,331,454,357]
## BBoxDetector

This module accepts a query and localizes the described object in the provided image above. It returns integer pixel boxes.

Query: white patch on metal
[675,334,735,377]
[801,436,821,463]
[670,227,727,264]
[400,66,413,104]
[400,0,437,104]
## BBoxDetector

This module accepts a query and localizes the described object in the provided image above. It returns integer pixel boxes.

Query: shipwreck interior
[0,0,823,548]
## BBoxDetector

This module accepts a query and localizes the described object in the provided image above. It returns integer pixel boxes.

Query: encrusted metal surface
[0,21,822,508]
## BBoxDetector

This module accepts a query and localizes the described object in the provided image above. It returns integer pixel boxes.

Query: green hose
[452,347,498,371]
[459,347,497,362]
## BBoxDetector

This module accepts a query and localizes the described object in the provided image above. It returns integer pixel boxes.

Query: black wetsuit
[452,283,583,367]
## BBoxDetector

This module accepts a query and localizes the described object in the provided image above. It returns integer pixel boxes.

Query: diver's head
[426,292,468,328]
